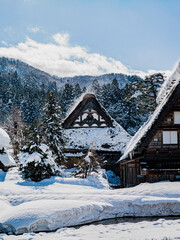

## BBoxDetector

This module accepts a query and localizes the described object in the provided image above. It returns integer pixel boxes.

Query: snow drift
[0,169,180,235]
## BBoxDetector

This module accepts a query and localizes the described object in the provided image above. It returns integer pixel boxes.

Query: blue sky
[0,0,179,77]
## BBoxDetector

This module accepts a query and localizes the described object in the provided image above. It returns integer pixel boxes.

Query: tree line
[0,70,164,135]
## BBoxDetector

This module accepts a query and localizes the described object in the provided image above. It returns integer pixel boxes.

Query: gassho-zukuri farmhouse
[1,62,180,187]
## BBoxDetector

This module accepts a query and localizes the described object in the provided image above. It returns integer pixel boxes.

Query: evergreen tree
[91,79,100,94]
[61,82,75,115]
[74,83,82,99]
[19,117,61,182]
[143,73,165,101]
[41,91,66,165]
[125,73,165,117]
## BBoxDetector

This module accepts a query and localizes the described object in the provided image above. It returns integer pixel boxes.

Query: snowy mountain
[0,57,64,89]
[0,57,137,89]
[58,73,131,89]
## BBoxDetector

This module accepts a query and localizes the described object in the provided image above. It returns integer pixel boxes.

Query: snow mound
[1,169,180,235]
[1,196,180,235]
[0,200,111,234]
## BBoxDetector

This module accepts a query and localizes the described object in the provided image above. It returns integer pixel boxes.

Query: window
[174,112,180,124]
[163,131,178,144]
[167,118,171,122]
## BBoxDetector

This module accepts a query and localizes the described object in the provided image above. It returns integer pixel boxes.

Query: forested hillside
[0,59,164,135]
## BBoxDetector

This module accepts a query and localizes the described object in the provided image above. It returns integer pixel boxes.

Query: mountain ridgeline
[0,57,164,135]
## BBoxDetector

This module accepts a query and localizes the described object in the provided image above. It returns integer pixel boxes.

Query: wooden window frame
[162,131,178,145]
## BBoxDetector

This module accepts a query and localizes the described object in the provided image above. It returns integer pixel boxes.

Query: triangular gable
[63,94,114,129]
[121,62,180,161]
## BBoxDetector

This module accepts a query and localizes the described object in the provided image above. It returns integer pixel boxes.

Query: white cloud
[1,41,8,46]
[53,33,69,46]
[0,32,171,78]
[28,26,41,33]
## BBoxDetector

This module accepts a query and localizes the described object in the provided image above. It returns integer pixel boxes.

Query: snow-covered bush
[19,144,62,182]
[73,145,101,178]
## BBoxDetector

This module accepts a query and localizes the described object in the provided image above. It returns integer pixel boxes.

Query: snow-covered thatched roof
[120,61,180,161]
[0,128,16,168]
[65,121,131,153]
[156,61,180,104]
[0,153,15,167]
[64,93,131,153]
[0,128,10,149]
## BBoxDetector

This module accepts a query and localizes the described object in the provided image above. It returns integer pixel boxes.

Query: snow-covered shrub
[19,144,62,182]
[73,145,101,178]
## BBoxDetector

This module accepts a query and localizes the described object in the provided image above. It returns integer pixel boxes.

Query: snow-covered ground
[1,218,180,240]
[0,168,180,237]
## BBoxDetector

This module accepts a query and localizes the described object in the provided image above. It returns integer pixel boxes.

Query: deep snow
[0,168,180,235]
[1,218,180,240]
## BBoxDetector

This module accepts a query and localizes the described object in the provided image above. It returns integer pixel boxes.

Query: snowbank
[0,168,180,235]
[1,194,180,235]
[0,200,111,234]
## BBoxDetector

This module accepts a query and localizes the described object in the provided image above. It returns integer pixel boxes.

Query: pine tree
[74,83,82,99]
[19,117,61,182]
[61,82,75,115]
[41,91,66,165]
[91,79,100,94]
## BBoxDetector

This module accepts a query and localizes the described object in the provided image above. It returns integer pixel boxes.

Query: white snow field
[1,218,180,240]
[0,168,180,238]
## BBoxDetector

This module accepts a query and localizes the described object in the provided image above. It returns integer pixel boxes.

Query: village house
[63,93,131,174]
[119,62,180,187]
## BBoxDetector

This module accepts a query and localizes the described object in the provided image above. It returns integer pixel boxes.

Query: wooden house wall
[148,98,180,152]
[120,160,180,187]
